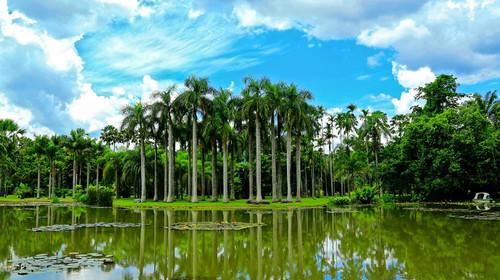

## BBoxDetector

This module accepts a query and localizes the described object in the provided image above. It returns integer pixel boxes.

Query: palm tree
[359,111,390,195]
[265,80,283,202]
[474,91,498,124]
[100,125,121,196]
[282,84,312,201]
[213,88,234,202]
[121,102,148,202]
[0,119,25,196]
[68,128,88,198]
[32,135,49,198]
[176,76,212,202]
[242,77,269,203]
[152,86,177,202]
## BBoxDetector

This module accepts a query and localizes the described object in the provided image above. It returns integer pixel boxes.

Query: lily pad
[31,222,142,232]
[166,222,265,231]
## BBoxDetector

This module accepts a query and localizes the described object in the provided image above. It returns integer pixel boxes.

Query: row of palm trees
[0,75,396,202]
[119,75,391,203]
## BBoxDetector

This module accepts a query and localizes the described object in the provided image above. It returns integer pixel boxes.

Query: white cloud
[233,2,294,31]
[356,74,371,81]
[367,51,385,67]
[67,83,129,132]
[188,8,205,19]
[0,92,32,127]
[370,93,392,100]
[140,75,159,103]
[358,19,430,48]
[230,0,500,83]
[391,63,436,114]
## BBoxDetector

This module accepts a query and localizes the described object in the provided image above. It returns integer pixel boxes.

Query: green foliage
[86,185,113,207]
[352,186,377,204]
[78,194,88,203]
[378,193,396,204]
[51,197,60,204]
[14,183,32,199]
[329,196,351,206]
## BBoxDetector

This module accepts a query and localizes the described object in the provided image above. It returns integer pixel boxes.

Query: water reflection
[0,206,499,279]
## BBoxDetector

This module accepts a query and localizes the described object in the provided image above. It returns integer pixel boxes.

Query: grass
[0,195,74,204]
[113,197,331,210]
[0,195,330,210]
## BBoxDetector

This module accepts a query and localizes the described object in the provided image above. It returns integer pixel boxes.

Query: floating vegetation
[326,209,359,214]
[449,212,500,221]
[31,222,142,232]
[5,252,114,275]
[245,210,274,215]
[402,208,474,213]
[166,222,265,231]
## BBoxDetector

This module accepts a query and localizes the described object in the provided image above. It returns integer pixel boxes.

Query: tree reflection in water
[0,206,498,279]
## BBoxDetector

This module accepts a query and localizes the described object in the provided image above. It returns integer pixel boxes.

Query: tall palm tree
[176,75,212,202]
[100,125,121,196]
[242,77,269,203]
[265,80,283,202]
[121,102,148,202]
[152,86,177,202]
[68,128,88,198]
[282,84,312,201]
[359,111,390,194]
[32,135,49,198]
[474,91,498,124]
[213,88,234,202]
[145,102,163,201]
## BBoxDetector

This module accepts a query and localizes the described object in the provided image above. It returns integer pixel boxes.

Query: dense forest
[0,75,498,202]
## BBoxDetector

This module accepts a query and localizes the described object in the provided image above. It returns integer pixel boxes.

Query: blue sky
[0,0,499,136]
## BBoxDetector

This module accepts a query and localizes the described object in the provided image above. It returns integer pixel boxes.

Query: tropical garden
[0,74,498,206]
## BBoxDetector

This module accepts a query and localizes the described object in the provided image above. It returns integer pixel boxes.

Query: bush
[86,185,113,207]
[15,183,32,199]
[329,196,351,206]
[352,186,377,204]
[51,197,60,204]
[378,193,396,204]
[78,194,88,203]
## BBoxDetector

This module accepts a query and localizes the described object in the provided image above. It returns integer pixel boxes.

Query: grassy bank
[113,197,330,210]
[0,195,74,204]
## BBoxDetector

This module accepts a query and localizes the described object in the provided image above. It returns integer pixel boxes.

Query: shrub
[78,194,88,203]
[86,185,113,207]
[51,197,60,204]
[378,193,396,204]
[15,183,32,199]
[352,186,377,204]
[329,196,351,206]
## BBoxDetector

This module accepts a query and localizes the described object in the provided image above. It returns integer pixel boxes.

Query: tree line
[0,75,498,202]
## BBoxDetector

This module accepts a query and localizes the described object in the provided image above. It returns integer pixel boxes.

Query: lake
[0,204,498,279]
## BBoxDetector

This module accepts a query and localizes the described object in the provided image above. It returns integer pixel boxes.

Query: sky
[0,0,499,137]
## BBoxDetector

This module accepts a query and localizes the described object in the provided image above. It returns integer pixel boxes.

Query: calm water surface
[0,205,499,279]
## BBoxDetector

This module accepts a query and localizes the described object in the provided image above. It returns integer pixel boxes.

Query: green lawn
[113,197,331,210]
[0,195,330,209]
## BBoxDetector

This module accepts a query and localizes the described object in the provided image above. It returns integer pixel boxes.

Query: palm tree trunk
[187,142,191,198]
[375,150,381,196]
[329,144,333,196]
[295,135,301,201]
[72,156,77,197]
[248,130,254,201]
[277,114,283,201]
[230,142,235,200]
[96,164,99,190]
[255,114,263,202]
[286,127,292,202]
[201,148,206,200]
[271,114,278,202]
[153,142,158,201]
[167,120,175,202]
[37,165,41,198]
[211,137,217,201]
[191,115,198,202]
[140,138,146,202]
[48,163,52,198]
[223,138,229,202]
[163,135,168,201]
[115,161,119,198]
[311,159,315,197]
[86,163,90,189]
[51,162,56,198]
